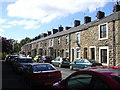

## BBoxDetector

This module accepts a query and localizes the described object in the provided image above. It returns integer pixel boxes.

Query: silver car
[51,57,70,68]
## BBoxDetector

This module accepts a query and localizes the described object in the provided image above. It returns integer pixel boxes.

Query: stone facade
[21,4,120,66]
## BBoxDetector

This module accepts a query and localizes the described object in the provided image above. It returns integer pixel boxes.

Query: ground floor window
[101,49,107,63]
[66,49,69,58]
[76,47,80,59]
[84,48,88,59]
[99,46,109,65]
[89,46,96,60]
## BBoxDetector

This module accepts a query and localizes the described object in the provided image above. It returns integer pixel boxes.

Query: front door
[71,49,74,62]
[84,48,88,59]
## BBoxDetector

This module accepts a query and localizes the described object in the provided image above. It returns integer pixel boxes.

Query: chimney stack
[65,26,71,30]
[53,29,58,34]
[113,3,120,12]
[48,31,51,35]
[74,20,80,27]
[43,33,47,37]
[96,11,105,19]
[84,16,91,24]
[58,25,64,32]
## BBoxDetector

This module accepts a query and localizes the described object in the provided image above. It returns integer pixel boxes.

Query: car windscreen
[19,59,33,63]
[10,56,18,59]
[62,58,69,62]
[33,64,56,72]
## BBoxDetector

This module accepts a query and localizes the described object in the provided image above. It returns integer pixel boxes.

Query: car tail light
[33,70,61,79]
[90,65,93,67]
[43,58,47,60]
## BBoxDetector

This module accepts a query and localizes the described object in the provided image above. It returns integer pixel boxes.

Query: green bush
[0,52,8,60]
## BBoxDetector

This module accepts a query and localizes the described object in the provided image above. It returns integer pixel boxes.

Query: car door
[74,59,85,69]
[65,73,110,90]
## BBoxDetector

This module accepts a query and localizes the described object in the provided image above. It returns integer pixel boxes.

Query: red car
[24,63,62,87]
[52,66,120,90]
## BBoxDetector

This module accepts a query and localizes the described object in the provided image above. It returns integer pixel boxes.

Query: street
[1,61,75,89]
[56,67,75,79]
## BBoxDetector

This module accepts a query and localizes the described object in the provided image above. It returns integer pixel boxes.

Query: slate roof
[25,11,120,46]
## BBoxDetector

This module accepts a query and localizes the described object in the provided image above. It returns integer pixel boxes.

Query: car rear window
[113,76,120,84]
[19,59,33,63]
[33,64,56,72]
[62,58,69,62]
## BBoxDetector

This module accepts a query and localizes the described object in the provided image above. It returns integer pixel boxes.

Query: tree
[20,37,31,46]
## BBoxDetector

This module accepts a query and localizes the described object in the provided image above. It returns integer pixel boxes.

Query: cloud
[7,0,109,23]
[0,19,40,30]
[0,19,6,24]
[8,19,41,30]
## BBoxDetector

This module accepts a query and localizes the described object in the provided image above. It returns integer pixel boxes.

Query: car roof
[85,67,120,78]
[15,56,32,59]
[27,63,51,66]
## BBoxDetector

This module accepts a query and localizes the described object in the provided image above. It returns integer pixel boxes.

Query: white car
[51,57,70,68]
[116,63,120,66]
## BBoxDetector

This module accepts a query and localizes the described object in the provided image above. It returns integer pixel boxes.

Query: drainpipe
[112,20,116,66]
[69,33,71,61]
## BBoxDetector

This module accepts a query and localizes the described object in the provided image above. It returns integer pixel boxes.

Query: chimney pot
[96,11,105,19]
[43,33,47,37]
[58,25,64,32]
[84,16,91,24]
[48,31,51,35]
[113,3,120,12]
[65,26,71,30]
[53,29,58,34]
[74,20,80,27]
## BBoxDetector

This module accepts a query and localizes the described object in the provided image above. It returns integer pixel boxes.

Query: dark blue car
[70,59,102,70]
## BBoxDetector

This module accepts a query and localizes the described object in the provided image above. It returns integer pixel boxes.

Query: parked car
[116,63,120,66]
[51,57,70,68]
[39,56,52,63]
[69,59,102,70]
[12,56,33,72]
[52,66,120,89]
[5,55,18,64]
[24,63,62,87]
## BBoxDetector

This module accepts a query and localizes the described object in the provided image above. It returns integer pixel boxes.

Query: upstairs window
[76,33,80,44]
[58,37,60,45]
[66,35,69,44]
[99,23,108,40]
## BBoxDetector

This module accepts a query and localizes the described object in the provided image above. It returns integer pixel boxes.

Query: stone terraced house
[21,3,120,66]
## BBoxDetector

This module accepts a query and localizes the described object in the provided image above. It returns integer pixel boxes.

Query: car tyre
[70,66,73,70]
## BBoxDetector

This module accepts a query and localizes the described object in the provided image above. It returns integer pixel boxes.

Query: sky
[0,0,118,42]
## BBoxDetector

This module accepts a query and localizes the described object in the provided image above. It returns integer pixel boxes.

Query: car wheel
[70,66,73,70]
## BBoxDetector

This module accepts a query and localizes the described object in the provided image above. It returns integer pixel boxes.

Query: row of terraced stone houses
[21,3,120,66]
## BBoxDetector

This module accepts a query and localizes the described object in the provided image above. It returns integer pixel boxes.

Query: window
[66,36,69,44]
[101,49,107,63]
[66,73,110,89]
[99,23,108,40]
[67,74,92,89]
[58,37,60,45]
[89,46,96,60]
[66,49,69,58]
[99,46,109,65]
[76,33,80,44]
[84,48,88,59]
[49,39,53,46]
[76,47,80,59]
